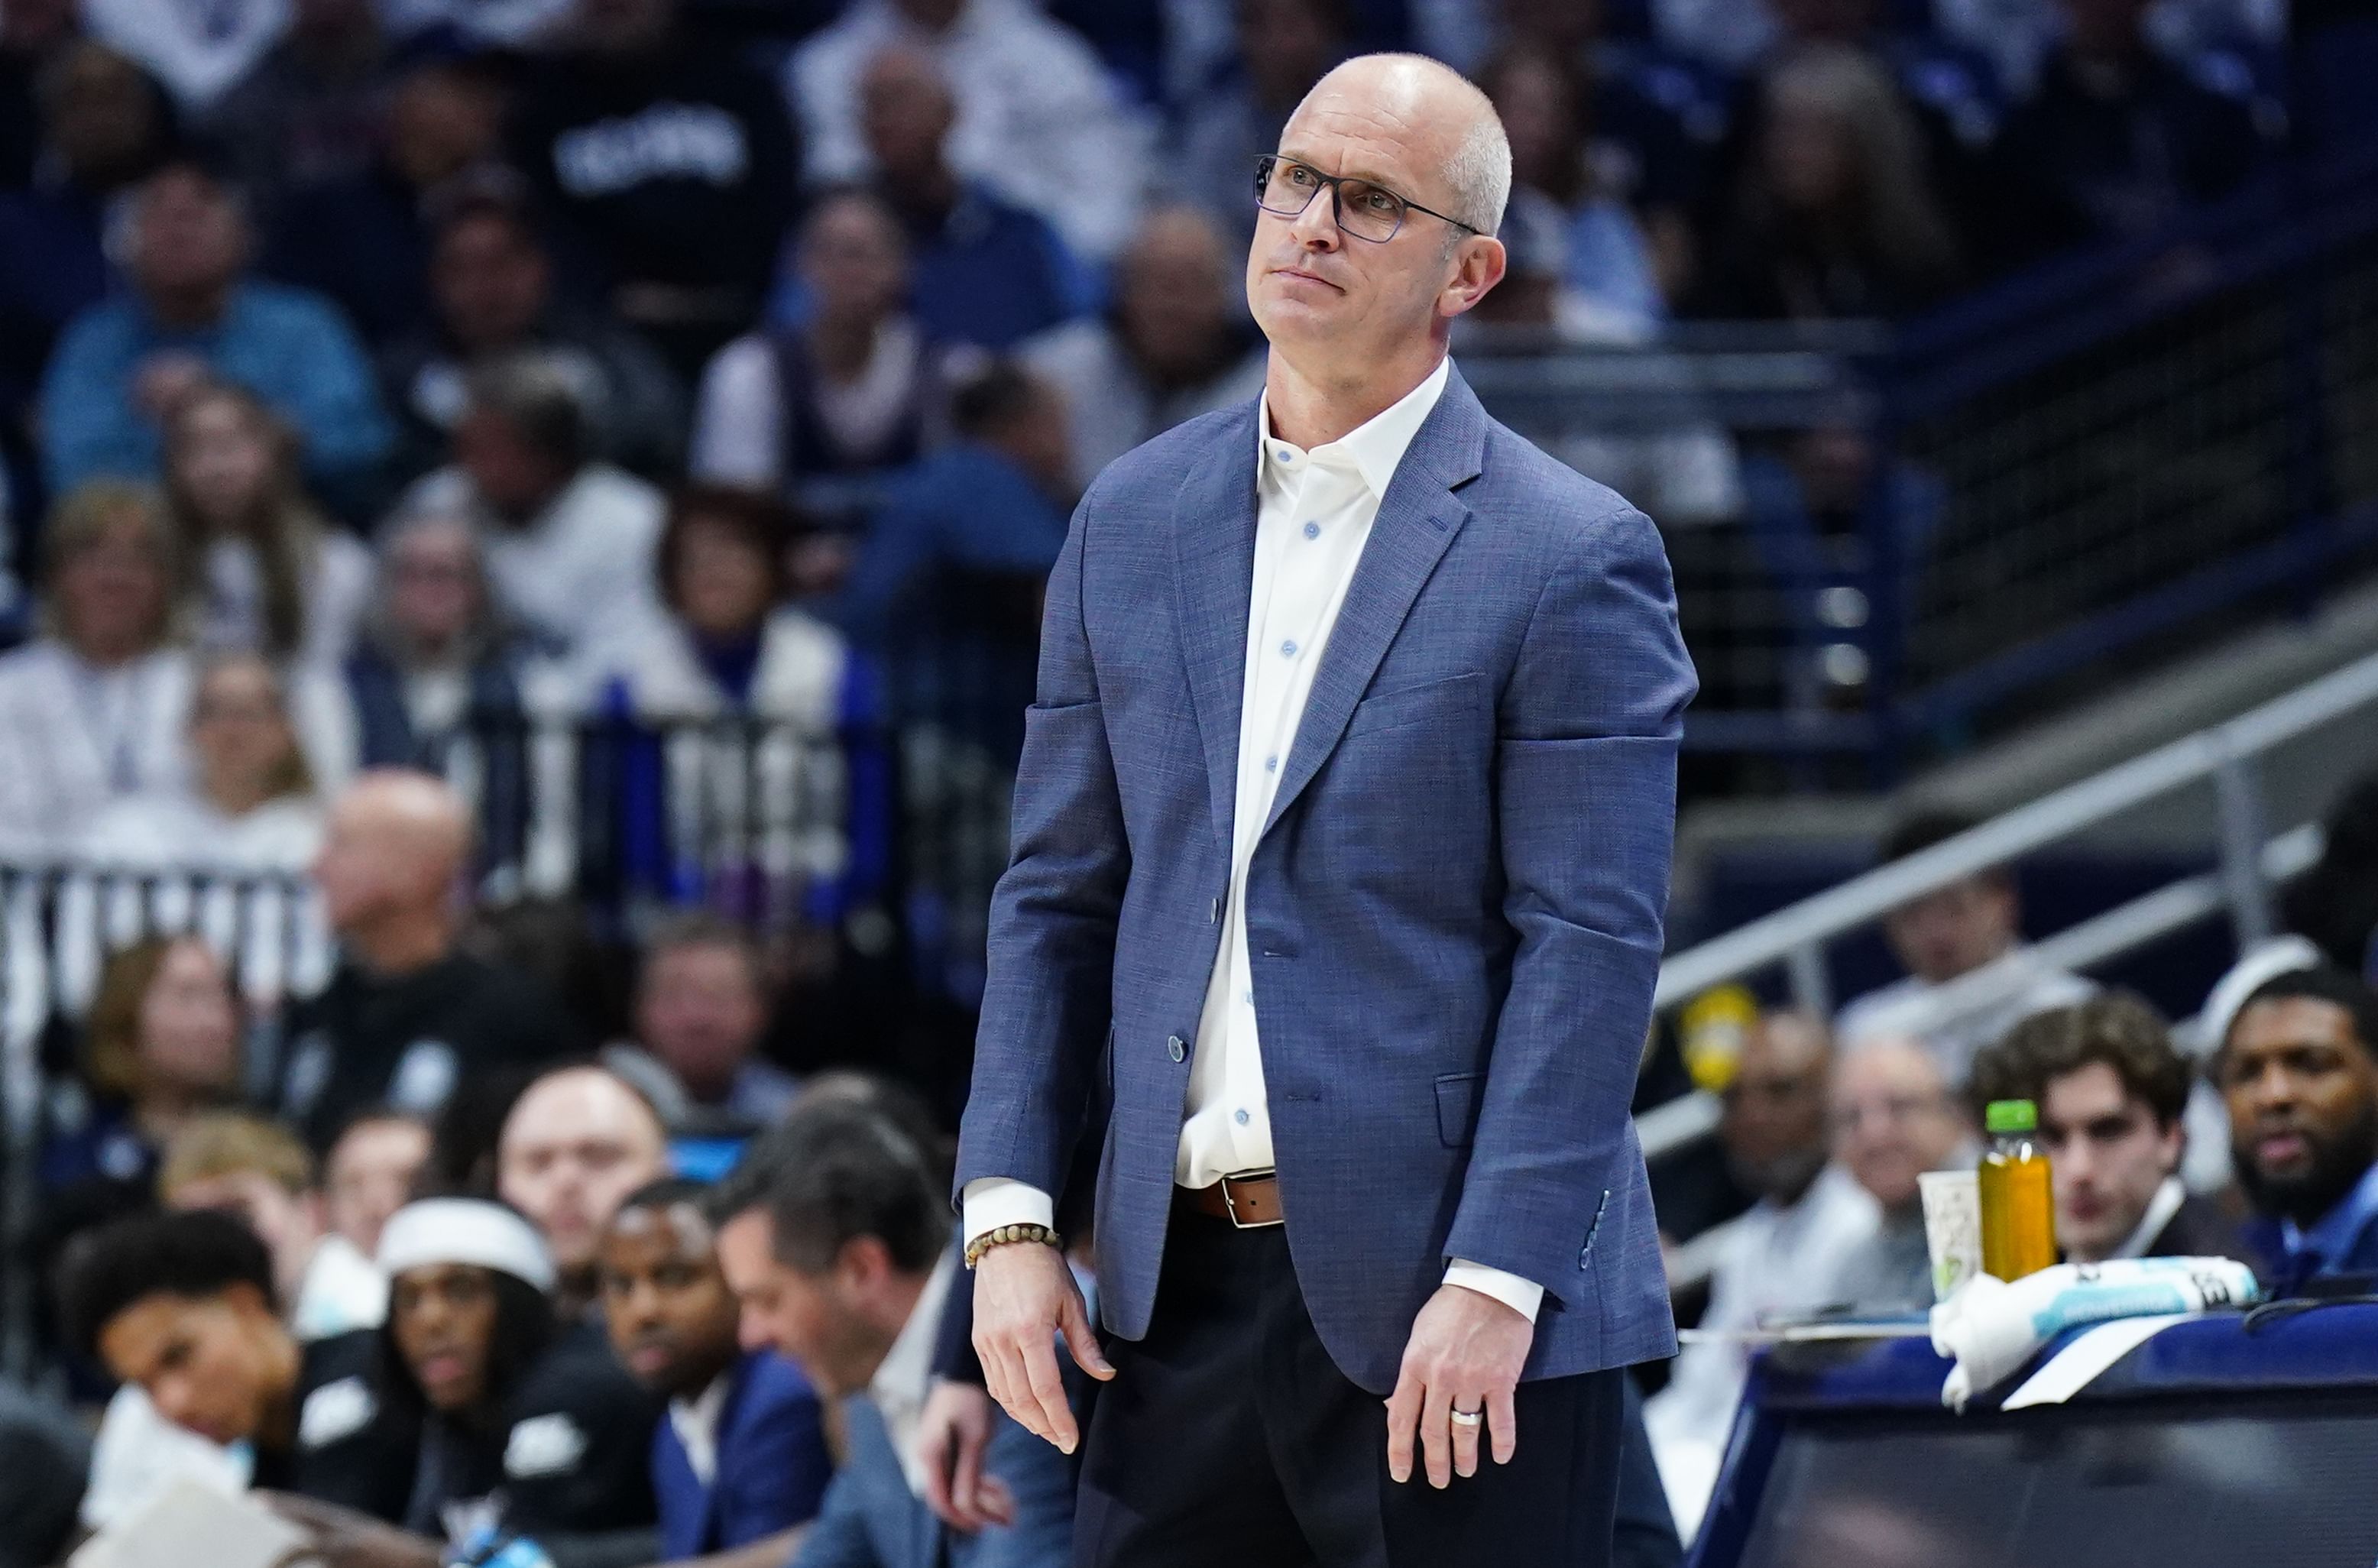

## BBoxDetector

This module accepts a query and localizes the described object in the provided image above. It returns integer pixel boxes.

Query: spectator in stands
[1477,45,1667,335]
[2285,769,2378,980]
[37,156,394,510]
[0,482,193,855]
[583,485,848,726]
[791,0,1150,262]
[1968,993,2242,1263]
[344,510,553,831]
[837,359,1072,650]
[82,0,284,112]
[383,192,685,484]
[263,58,510,352]
[497,1064,672,1318]
[692,189,950,498]
[1177,0,1351,241]
[1834,809,2094,1084]
[1827,1035,1977,1311]
[265,1196,662,1563]
[708,1096,1076,1568]
[0,0,76,190]
[164,381,373,665]
[160,1110,388,1340]
[1686,44,1962,320]
[607,915,803,1132]
[1988,0,2269,269]
[401,353,669,656]
[0,42,175,445]
[1644,1010,1877,1533]
[277,769,582,1148]
[381,0,574,50]
[1495,0,1730,303]
[1022,205,1269,494]
[858,45,1081,352]
[322,1108,431,1261]
[79,1111,389,1534]
[2218,964,2378,1290]
[44,936,241,1200]
[78,651,331,883]
[600,1178,832,1560]
[511,0,802,378]
[202,0,404,202]
[60,1210,421,1515]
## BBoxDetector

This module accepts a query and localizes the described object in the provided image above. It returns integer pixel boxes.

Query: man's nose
[1288,189,1342,250]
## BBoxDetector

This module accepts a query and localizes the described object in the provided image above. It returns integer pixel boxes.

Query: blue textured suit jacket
[955,364,1697,1393]
[789,1394,1074,1568]
[650,1350,831,1558]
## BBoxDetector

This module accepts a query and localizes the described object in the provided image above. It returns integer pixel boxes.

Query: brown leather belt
[1180,1170,1284,1228]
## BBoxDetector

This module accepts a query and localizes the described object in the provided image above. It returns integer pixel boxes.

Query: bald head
[498,1066,669,1271]
[860,44,955,181]
[1296,55,1511,235]
[313,770,471,954]
[1831,1036,1967,1213]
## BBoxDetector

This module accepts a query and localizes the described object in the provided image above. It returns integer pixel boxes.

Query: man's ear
[835,1233,898,1294]
[1438,235,1508,320]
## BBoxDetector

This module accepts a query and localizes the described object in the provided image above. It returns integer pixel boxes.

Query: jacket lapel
[1262,370,1488,837]
[1171,402,1262,852]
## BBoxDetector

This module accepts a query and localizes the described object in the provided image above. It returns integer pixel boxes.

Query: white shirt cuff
[961,1178,1055,1246]
[1444,1259,1544,1323]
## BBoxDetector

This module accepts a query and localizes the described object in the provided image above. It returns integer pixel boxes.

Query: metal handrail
[1639,646,2378,1169]
[1653,646,2378,1012]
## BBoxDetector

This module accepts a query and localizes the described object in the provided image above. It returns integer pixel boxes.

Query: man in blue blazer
[958,50,1696,1563]
[600,1178,832,1564]
[711,1098,1074,1568]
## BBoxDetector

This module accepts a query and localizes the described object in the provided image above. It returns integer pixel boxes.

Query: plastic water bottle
[1980,1099,2058,1281]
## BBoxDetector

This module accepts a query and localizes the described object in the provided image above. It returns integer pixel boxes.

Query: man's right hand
[970,1240,1114,1453]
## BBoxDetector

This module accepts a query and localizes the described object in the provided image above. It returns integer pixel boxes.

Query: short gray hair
[1444,99,1511,236]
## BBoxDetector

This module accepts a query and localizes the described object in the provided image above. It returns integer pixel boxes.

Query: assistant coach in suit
[956,51,1697,1564]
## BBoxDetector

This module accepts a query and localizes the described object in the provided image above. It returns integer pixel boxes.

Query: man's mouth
[1272,266,1341,291]
[2257,1130,2312,1168]
[625,1340,675,1376]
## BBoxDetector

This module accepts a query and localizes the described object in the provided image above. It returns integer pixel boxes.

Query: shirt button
[1280,640,1298,658]
[1275,446,1294,462]
[1303,521,1320,539]
[1264,753,1278,773]
[1242,989,1253,1005]
[1234,1108,1250,1126]
[1167,1035,1186,1062]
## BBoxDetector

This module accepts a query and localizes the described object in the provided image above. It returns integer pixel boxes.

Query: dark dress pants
[1072,1201,1625,1568]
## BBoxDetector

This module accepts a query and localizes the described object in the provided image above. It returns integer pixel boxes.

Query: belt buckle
[1221,1169,1281,1229]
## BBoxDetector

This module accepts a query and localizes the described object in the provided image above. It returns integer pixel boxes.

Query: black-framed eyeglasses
[1252,154,1480,245]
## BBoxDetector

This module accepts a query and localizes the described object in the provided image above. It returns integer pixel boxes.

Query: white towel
[1929,1257,2260,1409]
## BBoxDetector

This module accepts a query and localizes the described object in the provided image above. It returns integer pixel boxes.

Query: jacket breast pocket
[1343,670,1483,741]
[1434,1072,1483,1147]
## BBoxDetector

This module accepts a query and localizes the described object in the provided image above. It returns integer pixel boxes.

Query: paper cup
[1919,1169,1984,1303]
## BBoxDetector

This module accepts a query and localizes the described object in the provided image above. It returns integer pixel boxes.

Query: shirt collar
[2280,1158,2378,1266]
[869,1247,957,1414]
[2109,1175,2189,1262]
[1255,355,1452,500]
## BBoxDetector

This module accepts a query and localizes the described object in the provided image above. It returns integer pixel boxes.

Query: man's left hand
[1382,1283,1533,1488]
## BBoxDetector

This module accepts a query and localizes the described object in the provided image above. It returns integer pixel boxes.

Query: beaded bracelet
[964,1222,1062,1270]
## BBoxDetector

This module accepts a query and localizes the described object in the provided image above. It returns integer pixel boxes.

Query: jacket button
[1167,1035,1186,1062]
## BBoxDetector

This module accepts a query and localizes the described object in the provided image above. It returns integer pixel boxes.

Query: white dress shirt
[965,357,1544,1323]
[870,1248,957,1498]
[668,1374,734,1490]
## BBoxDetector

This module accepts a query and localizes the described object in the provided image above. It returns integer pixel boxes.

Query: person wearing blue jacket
[600,1176,833,1566]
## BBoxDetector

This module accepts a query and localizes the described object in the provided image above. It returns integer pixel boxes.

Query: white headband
[377,1198,556,1293]
[2191,934,2325,1058]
